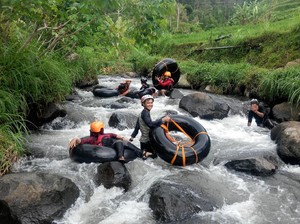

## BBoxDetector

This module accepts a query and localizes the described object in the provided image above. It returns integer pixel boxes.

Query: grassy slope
[153,0,300,69]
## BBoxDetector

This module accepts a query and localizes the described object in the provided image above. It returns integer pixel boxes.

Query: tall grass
[260,67,300,105]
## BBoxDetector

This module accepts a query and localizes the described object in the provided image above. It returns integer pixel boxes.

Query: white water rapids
[13,76,300,224]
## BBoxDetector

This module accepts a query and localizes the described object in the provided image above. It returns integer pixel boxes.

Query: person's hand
[129,137,134,142]
[69,138,80,149]
[162,115,171,123]
[250,104,258,112]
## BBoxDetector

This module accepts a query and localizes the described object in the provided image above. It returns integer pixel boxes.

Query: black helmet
[250,99,259,105]
[141,76,147,83]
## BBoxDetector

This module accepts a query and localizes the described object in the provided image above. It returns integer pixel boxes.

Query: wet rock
[0,200,21,224]
[225,157,278,176]
[272,102,300,122]
[108,112,138,130]
[62,102,96,123]
[271,121,300,165]
[0,172,79,224]
[149,181,215,223]
[94,161,132,191]
[179,92,230,119]
[169,89,184,99]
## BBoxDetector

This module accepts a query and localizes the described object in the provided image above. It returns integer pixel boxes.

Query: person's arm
[256,106,265,118]
[106,133,126,141]
[69,137,81,149]
[141,110,170,128]
[130,118,140,141]
[158,79,174,88]
[69,136,94,149]
[247,110,253,126]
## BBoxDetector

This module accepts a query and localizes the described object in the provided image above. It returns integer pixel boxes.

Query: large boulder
[271,121,300,165]
[149,181,215,222]
[0,172,79,224]
[272,102,300,122]
[94,161,132,192]
[179,92,244,120]
[147,170,248,223]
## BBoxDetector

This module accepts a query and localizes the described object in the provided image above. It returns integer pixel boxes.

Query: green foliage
[228,0,269,25]
[260,67,300,105]
[181,61,258,94]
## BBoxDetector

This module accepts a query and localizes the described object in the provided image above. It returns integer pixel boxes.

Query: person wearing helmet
[129,94,170,159]
[117,79,131,96]
[247,99,274,129]
[155,71,174,96]
[68,121,126,161]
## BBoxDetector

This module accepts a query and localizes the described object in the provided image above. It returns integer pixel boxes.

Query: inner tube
[70,141,143,163]
[149,115,210,166]
[152,58,180,90]
[93,86,119,97]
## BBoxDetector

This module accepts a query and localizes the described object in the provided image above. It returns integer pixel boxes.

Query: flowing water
[13,76,300,224]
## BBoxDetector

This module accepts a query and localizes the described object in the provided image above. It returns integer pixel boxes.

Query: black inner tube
[152,58,180,90]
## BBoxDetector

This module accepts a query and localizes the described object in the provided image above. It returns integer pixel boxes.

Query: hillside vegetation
[0,0,300,175]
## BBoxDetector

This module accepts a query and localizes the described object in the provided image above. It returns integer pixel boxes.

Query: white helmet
[141,94,154,104]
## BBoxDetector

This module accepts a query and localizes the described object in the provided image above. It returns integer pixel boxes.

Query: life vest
[95,134,112,146]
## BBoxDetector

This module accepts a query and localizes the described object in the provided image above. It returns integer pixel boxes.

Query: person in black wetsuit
[129,95,170,159]
[137,76,156,98]
[247,99,274,129]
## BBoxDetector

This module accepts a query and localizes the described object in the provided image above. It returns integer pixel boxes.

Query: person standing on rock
[129,95,170,159]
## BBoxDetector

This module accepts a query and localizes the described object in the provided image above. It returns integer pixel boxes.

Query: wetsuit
[131,108,163,154]
[247,105,267,127]
[80,133,124,158]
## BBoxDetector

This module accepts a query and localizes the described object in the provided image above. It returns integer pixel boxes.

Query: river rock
[0,200,21,224]
[271,121,300,165]
[225,156,278,176]
[176,73,191,89]
[94,161,132,192]
[149,181,215,222]
[108,112,138,130]
[169,89,184,99]
[62,102,96,123]
[179,92,244,119]
[0,172,79,224]
[272,102,300,122]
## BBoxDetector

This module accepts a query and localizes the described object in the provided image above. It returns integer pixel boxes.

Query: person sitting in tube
[129,94,170,159]
[247,99,275,129]
[117,79,131,96]
[155,71,174,96]
[69,121,126,162]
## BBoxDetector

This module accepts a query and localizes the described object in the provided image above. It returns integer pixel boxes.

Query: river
[13,76,300,224]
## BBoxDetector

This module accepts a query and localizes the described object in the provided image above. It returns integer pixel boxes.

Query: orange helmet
[163,71,171,77]
[90,121,104,133]
[125,80,131,83]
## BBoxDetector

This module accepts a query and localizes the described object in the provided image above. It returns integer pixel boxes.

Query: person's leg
[140,142,157,159]
[113,140,125,161]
